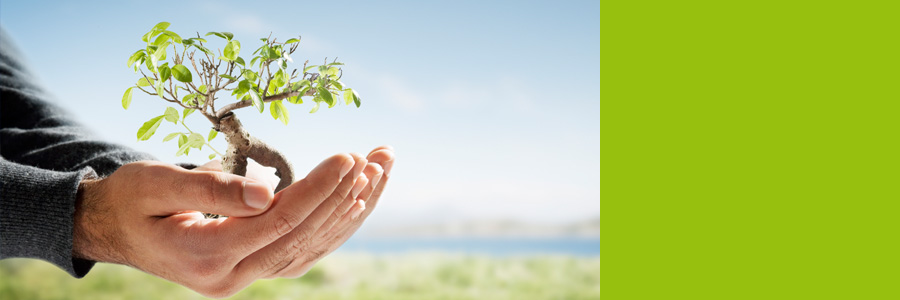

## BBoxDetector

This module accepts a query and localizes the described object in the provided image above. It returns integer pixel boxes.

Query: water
[337,237,600,256]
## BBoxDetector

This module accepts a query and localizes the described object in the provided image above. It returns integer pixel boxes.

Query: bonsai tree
[121,22,361,194]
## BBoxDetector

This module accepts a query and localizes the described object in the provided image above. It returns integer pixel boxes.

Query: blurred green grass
[0,253,599,300]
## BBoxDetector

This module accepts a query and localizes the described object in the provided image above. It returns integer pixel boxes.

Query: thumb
[151,168,274,217]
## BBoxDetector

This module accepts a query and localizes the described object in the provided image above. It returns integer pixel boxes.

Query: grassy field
[0,253,599,299]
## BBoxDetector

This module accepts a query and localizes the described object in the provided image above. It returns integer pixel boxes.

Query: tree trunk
[217,112,295,192]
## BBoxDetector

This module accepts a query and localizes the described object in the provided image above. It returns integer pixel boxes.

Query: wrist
[73,177,126,265]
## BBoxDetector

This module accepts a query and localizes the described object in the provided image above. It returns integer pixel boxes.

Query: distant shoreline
[338,236,600,256]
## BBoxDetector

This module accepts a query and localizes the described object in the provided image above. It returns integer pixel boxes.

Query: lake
[337,237,600,256]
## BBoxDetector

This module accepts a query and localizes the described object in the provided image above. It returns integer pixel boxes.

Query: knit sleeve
[0,160,98,277]
[0,27,155,277]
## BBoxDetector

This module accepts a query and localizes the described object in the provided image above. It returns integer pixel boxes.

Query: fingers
[140,162,274,218]
[269,148,392,278]
[271,199,367,279]
[358,148,394,211]
[315,175,369,239]
[357,163,384,201]
[218,153,357,253]
[230,153,367,280]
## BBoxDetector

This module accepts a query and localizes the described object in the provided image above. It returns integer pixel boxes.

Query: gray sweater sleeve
[0,28,155,277]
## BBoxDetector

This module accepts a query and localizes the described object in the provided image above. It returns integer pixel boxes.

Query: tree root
[205,112,295,218]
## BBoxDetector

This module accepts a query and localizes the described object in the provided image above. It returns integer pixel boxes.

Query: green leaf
[343,88,353,105]
[122,87,134,109]
[163,132,182,142]
[248,89,264,113]
[327,62,345,66]
[317,86,335,107]
[137,77,153,87]
[152,34,170,46]
[194,44,214,56]
[136,115,165,141]
[171,64,192,82]
[270,100,289,125]
[182,93,197,105]
[162,30,182,44]
[233,80,251,96]
[208,129,218,141]
[220,74,237,81]
[198,85,208,94]
[224,40,241,60]
[242,69,258,82]
[292,80,310,91]
[270,101,279,120]
[309,101,320,113]
[287,95,302,104]
[141,31,153,43]
[183,108,195,119]
[209,154,217,160]
[266,80,278,96]
[330,79,344,90]
[152,42,168,61]
[155,83,164,99]
[176,142,191,156]
[326,67,339,77]
[146,54,156,72]
[235,57,245,67]
[351,89,361,108]
[205,32,232,40]
[127,50,145,67]
[265,46,279,59]
[304,65,317,73]
[271,69,285,88]
[158,64,172,82]
[164,107,179,123]
[318,65,328,75]
[152,22,171,32]
[188,133,205,148]
[285,38,301,44]
[250,56,260,67]
[178,134,188,148]
[329,92,339,108]
[297,86,310,99]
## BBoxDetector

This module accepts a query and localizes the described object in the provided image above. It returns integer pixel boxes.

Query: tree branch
[215,89,313,118]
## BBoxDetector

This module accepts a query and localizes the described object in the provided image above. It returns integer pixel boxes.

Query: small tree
[121,22,361,194]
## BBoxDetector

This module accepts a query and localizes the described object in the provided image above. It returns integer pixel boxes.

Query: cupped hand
[72,147,394,298]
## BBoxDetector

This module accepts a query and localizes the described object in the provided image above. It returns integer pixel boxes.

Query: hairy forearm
[73,178,129,266]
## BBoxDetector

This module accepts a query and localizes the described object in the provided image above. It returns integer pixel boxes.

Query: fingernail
[369,173,382,190]
[351,200,366,220]
[243,181,272,209]
[339,158,354,178]
[383,161,393,176]
[351,176,368,199]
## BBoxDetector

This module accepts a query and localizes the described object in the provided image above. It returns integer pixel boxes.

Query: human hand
[261,146,395,278]
[195,159,280,191]
[72,147,393,298]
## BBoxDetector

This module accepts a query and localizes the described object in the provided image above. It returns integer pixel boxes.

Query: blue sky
[1,0,599,228]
